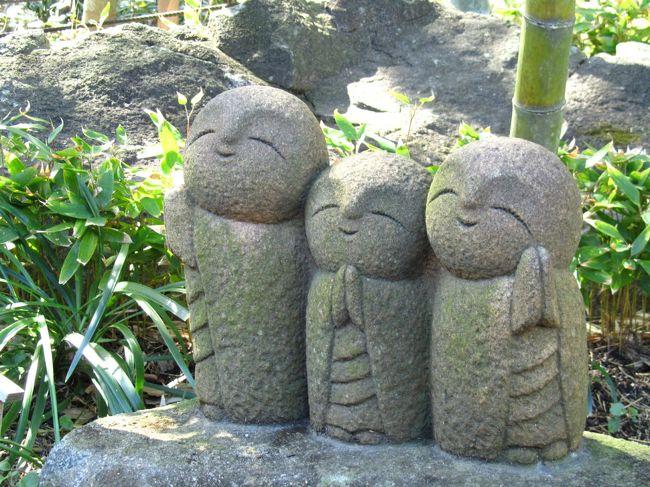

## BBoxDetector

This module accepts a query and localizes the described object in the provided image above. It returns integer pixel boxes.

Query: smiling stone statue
[305,152,433,444]
[426,137,588,463]
[164,85,328,423]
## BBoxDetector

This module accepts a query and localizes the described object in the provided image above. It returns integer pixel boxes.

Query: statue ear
[510,246,559,334]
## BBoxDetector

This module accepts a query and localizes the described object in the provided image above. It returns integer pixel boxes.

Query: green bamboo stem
[510,0,575,152]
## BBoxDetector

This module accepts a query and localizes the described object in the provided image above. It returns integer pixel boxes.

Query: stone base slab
[40,400,650,486]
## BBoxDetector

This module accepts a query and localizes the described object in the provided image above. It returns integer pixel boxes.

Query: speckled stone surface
[304,153,433,444]
[426,137,587,463]
[164,85,328,423]
[40,400,650,487]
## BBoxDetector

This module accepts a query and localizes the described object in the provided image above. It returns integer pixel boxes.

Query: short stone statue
[164,85,328,423]
[305,152,433,444]
[426,137,588,463]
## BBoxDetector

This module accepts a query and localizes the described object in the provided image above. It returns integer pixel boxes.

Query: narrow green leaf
[65,244,129,381]
[631,226,650,256]
[47,120,64,145]
[114,281,189,321]
[190,89,204,106]
[59,240,81,285]
[47,200,93,219]
[77,231,98,265]
[95,169,113,209]
[0,226,18,244]
[103,228,132,244]
[390,90,411,105]
[160,122,179,154]
[85,216,107,227]
[585,142,613,168]
[115,125,128,145]
[607,163,641,207]
[134,299,195,388]
[37,315,60,442]
[586,219,625,241]
[333,110,359,142]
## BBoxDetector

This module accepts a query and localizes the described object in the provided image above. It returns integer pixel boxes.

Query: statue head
[184,85,329,223]
[306,152,432,279]
[426,136,582,280]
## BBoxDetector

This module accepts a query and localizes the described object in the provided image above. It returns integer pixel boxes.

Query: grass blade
[65,243,129,381]
[133,298,195,389]
[114,281,189,321]
[37,315,60,442]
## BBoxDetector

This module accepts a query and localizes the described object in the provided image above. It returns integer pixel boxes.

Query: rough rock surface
[209,0,649,163]
[565,41,650,149]
[0,24,262,154]
[40,400,650,486]
[304,153,433,443]
[164,86,328,423]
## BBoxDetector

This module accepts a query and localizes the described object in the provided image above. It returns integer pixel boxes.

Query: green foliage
[321,91,434,160]
[560,142,650,344]
[490,0,650,56]
[590,361,639,433]
[574,0,650,56]
[0,110,193,483]
[321,110,411,159]
[455,122,493,148]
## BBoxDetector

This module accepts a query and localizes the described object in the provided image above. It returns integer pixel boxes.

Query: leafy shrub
[560,141,650,346]
[0,110,193,483]
[574,0,650,56]
[490,0,650,56]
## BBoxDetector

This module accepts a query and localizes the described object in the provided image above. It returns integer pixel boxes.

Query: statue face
[306,153,431,280]
[426,173,534,280]
[184,86,328,223]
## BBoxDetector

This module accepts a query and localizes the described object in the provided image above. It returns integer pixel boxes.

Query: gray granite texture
[426,137,588,463]
[39,400,650,487]
[305,153,433,443]
[164,85,328,423]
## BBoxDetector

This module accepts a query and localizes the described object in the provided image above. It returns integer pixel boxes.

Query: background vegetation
[0,0,649,485]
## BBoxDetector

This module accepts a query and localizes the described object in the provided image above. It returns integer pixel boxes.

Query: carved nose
[338,219,359,236]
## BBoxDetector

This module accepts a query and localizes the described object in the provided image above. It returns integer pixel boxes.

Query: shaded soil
[587,338,650,445]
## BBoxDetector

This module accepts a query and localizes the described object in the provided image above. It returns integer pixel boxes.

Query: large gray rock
[304,153,433,443]
[565,41,650,148]
[426,137,587,463]
[0,24,262,154]
[208,0,649,165]
[40,400,650,486]
[164,86,328,423]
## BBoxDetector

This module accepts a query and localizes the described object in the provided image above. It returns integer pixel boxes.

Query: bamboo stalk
[510,0,575,152]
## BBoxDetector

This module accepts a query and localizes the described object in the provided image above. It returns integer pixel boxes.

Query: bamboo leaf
[59,240,81,285]
[631,226,650,256]
[585,143,613,168]
[77,231,98,265]
[607,163,641,207]
[333,110,359,142]
[585,219,625,242]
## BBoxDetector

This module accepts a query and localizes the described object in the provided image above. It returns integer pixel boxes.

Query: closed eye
[187,129,235,157]
[312,203,339,217]
[249,137,286,161]
[429,188,457,202]
[371,211,407,231]
[187,129,215,147]
[492,206,532,236]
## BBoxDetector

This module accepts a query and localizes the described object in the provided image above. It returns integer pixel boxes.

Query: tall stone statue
[164,85,328,423]
[305,152,433,444]
[426,137,588,463]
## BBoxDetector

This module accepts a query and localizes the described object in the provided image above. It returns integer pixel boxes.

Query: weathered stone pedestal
[40,400,650,487]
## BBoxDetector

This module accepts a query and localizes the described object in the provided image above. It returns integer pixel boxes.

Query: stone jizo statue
[164,88,588,463]
[426,137,588,463]
[304,152,433,444]
[164,85,328,423]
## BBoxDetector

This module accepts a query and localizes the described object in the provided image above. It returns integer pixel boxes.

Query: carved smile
[339,227,358,236]
[457,217,478,228]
